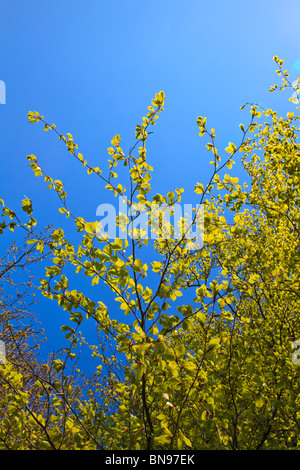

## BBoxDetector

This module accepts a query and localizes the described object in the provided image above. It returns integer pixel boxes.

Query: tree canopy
[1,57,300,450]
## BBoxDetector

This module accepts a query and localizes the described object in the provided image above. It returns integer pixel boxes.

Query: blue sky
[1,0,300,369]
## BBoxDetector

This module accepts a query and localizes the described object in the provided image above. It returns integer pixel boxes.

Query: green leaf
[208,338,220,350]
[21,198,33,215]
[110,238,123,250]
[53,359,64,372]
[91,275,100,286]
[181,432,192,447]
[255,396,264,408]
[85,222,98,234]
[132,259,143,272]
[197,312,206,325]
[225,142,236,155]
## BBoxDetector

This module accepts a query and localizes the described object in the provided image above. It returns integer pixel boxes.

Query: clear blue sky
[1,0,300,369]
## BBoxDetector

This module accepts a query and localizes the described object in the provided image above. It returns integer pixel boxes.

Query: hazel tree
[1,56,300,450]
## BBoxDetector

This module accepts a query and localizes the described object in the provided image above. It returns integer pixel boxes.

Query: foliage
[0,205,99,449]
[1,57,300,450]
